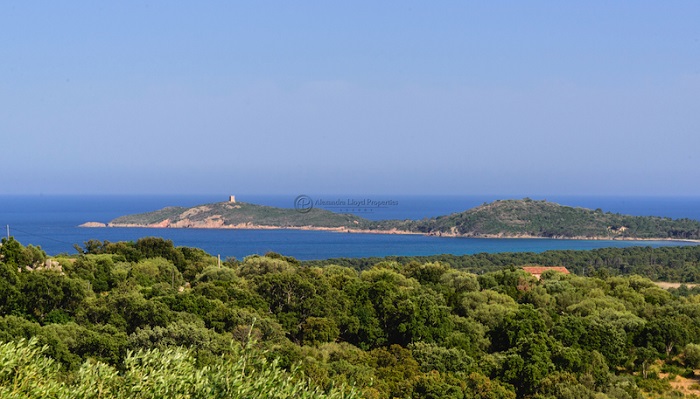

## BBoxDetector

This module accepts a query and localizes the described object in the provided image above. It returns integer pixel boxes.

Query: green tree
[0,262,21,315]
[129,257,184,288]
[500,333,555,397]
[464,372,516,399]
[683,343,700,368]
[0,237,31,267]
[370,345,421,398]
[66,254,116,293]
[300,317,340,346]
[20,271,88,323]
[637,315,692,357]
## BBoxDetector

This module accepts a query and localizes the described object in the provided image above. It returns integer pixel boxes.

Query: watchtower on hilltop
[229,195,236,203]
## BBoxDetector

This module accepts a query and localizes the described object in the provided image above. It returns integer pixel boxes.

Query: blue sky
[1,2,699,195]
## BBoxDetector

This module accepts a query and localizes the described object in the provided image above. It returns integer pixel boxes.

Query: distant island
[81,197,700,241]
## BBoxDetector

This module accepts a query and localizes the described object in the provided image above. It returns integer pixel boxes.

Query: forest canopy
[2,236,700,398]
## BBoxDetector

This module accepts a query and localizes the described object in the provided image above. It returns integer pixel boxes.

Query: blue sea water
[0,195,698,260]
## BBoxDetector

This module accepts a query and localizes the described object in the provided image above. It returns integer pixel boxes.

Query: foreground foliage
[0,338,358,399]
[2,236,700,398]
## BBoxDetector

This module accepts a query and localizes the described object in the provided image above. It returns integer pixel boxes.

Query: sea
[1,194,699,261]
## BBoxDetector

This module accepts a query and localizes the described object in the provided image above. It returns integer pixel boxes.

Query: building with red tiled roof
[522,266,570,280]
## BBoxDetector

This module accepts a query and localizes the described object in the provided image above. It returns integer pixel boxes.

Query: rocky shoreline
[78,221,700,243]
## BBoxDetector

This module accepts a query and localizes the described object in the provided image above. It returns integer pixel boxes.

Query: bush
[0,338,360,399]
[684,343,700,369]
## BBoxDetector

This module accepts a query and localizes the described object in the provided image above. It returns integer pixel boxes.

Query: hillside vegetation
[376,198,700,239]
[105,198,700,240]
[3,236,700,398]
[304,244,700,283]
[110,202,371,229]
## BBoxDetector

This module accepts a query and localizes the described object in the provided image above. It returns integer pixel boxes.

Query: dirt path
[654,282,699,289]
[660,371,700,396]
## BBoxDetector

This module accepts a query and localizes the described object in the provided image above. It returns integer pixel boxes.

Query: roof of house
[522,266,570,275]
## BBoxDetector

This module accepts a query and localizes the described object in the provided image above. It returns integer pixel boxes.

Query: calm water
[0,195,698,260]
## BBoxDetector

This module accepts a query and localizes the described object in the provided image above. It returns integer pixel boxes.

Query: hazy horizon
[2,2,699,196]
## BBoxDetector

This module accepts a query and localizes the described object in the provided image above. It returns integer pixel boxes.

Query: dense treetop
[304,244,700,283]
[2,236,700,398]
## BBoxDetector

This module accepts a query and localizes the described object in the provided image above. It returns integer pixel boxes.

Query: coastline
[80,221,425,236]
[78,222,700,243]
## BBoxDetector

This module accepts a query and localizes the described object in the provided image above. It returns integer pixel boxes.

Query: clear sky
[2,2,699,196]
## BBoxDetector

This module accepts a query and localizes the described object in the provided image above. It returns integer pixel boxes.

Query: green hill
[387,198,700,239]
[109,201,374,230]
[103,198,700,240]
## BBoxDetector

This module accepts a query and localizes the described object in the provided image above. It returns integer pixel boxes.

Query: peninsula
[82,198,700,240]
